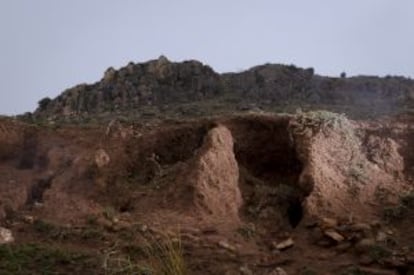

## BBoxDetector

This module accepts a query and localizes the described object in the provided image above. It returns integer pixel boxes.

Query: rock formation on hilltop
[35,56,222,116]
[33,56,414,119]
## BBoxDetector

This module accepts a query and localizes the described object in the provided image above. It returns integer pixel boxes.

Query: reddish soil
[0,113,413,274]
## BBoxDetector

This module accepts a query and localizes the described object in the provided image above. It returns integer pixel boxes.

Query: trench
[26,175,54,206]
[121,116,307,228]
[228,116,305,228]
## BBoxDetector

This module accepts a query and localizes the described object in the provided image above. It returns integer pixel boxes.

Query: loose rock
[320,217,338,229]
[274,238,294,251]
[218,240,236,252]
[22,215,34,224]
[0,227,14,244]
[268,267,288,275]
[324,229,345,242]
[376,231,387,242]
[95,149,110,168]
[239,265,253,275]
[355,238,376,253]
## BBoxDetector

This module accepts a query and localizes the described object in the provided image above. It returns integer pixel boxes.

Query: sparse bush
[38,97,52,111]
[103,232,186,275]
[290,110,353,136]
[33,219,56,234]
[290,110,367,181]
[0,244,97,274]
[340,265,364,275]
[237,223,256,240]
[400,192,414,208]
[383,191,414,223]
[142,233,186,275]
[102,250,147,275]
[103,206,117,221]
[300,266,318,275]
[368,245,392,264]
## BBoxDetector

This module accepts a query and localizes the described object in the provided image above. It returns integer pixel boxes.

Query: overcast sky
[1,0,413,115]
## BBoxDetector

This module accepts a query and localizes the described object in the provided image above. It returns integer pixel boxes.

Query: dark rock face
[223,64,414,108]
[36,56,222,116]
[34,56,414,118]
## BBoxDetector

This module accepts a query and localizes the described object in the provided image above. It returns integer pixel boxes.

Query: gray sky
[1,0,414,115]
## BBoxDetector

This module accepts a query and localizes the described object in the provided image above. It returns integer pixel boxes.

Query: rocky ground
[0,111,413,274]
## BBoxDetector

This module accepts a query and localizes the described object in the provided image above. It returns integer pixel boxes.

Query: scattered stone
[139,224,148,233]
[350,223,371,232]
[239,265,253,275]
[273,238,294,251]
[22,215,34,224]
[268,267,288,275]
[95,149,110,168]
[0,227,14,244]
[386,230,394,235]
[336,224,351,232]
[320,217,338,229]
[376,231,387,242]
[33,202,44,208]
[324,229,345,242]
[355,238,376,253]
[218,240,236,252]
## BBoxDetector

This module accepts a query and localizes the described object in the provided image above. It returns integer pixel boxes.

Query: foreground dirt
[0,112,413,274]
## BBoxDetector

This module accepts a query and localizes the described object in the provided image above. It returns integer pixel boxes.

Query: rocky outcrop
[224,64,414,107]
[33,57,414,119]
[35,56,222,116]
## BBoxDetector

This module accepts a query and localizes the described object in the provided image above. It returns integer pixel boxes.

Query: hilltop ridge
[33,56,414,120]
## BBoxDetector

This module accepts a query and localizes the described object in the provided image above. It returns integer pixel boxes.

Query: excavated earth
[0,112,414,274]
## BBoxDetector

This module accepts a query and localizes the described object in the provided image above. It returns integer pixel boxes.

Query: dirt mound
[290,111,409,219]
[1,113,412,227]
[178,125,242,222]
[0,121,105,223]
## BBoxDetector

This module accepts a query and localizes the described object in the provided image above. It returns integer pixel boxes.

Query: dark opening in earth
[287,199,303,228]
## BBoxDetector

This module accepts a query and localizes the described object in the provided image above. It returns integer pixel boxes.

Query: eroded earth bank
[0,111,414,274]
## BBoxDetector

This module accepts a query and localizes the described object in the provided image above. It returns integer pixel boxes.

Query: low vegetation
[383,191,414,223]
[0,244,98,274]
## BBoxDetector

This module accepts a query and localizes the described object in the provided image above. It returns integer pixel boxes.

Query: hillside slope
[33,56,414,120]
